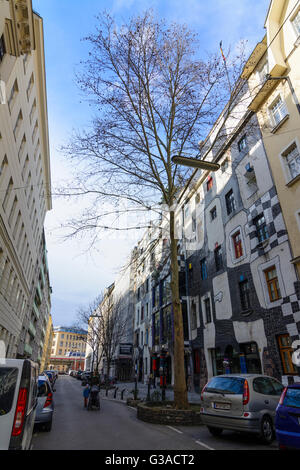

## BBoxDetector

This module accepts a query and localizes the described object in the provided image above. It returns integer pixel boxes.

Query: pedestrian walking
[83,383,90,408]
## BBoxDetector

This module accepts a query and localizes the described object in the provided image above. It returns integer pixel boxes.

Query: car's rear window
[206,376,245,394]
[0,367,18,416]
[37,380,49,397]
[283,388,300,408]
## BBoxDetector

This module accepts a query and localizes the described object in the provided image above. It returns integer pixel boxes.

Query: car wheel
[207,426,223,437]
[44,419,52,432]
[260,416,274,444]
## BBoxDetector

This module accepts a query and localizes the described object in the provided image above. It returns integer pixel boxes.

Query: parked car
[69,370,77,377]
[200,374,284,444]
[0,359,38,450]
[275,383,300,450]
[81,371,91,385]
[34,375,54,432]
[43,371,56,387]
[76,370,83,380]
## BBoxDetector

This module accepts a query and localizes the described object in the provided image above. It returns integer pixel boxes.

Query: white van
[0,359,38,450]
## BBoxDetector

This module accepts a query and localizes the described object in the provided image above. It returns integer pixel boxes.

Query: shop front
[210,342,262,376]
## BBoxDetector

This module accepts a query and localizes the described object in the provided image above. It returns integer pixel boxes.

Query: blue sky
[32,0,270,327]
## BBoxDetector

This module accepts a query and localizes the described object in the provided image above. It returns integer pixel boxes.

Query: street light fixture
[171,155,220,171]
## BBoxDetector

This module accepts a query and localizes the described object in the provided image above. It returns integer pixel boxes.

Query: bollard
[114,387,118,399]
[121,388,126,400]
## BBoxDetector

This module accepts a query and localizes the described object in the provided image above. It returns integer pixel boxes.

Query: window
[232,231,243,258]
[200,258,208,280]
[0,368,18,415]
[269,96,288,127]
[204,298,212,323]
[282,142,300,181]
[0,35,5,63]
[221,159,229,173]
[264,266,281,302]
[214,245,223,271]
[254,213,269,242]
[191,300,197,330]
[225,189,235,215]
[292,10,300,36]
[277,334,298,375]
[238,135,247,152]
[239,280,251,311]
[210,206,217,221]
[206,175,213,192]
[257,60,268,85]
[253,377,284,396]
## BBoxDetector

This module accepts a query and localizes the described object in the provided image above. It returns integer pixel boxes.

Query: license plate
[213,402,231,410]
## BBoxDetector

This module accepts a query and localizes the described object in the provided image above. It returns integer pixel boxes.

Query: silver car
[34,375,54,431]
[200,374,284,444]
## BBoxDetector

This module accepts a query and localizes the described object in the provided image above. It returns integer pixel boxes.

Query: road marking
[195,440,215,450]
[167,426,183,434]
[128,406,136,410]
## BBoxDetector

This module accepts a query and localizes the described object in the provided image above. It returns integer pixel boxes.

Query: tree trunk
[169,209,189,409]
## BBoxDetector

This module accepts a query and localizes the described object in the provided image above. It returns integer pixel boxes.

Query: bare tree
[100,295,129,382]
[76,295,104,373]
[61,11,247,408]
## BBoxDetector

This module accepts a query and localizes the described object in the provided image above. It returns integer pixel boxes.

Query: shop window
[239,342,262,374]
[264,266,281,302]
[277,334,298,375]
[211,348,223,376]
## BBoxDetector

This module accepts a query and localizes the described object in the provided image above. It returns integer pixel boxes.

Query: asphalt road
[32,375,278,451]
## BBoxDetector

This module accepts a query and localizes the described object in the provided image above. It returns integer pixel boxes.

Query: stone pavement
[99,380,201,404]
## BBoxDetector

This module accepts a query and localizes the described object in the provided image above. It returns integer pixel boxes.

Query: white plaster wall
[203,322,216,379]
[251,242,297,309]
[212,272,233,320]
[236,141,273,210]
[205,198,225,251]
[226,211,250,268]
[233,318,268,368]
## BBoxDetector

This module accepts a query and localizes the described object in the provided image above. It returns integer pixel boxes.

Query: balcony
[248,64,287,112]
[13,0,35,54]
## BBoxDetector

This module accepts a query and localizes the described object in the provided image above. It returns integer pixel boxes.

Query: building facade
[0,0,52,364]
[50,326,87,373]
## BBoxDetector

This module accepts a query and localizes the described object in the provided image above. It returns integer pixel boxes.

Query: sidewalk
[100,380,200,403]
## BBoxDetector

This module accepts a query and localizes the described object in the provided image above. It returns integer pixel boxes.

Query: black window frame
[214,245,223,271]
[225,189,236,215]
[0,35,6,63]
[254,213,269,243]
[239,279,251,311]
[204,297,212,324]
